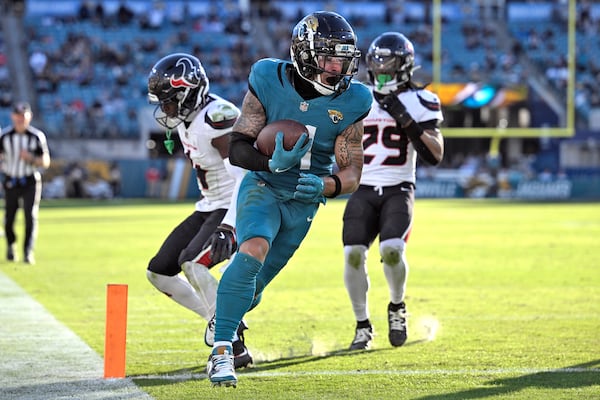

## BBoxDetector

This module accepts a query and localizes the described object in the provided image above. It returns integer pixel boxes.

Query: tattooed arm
[228,91,270,171]
[231,91,267,139]
[325,120,365,196]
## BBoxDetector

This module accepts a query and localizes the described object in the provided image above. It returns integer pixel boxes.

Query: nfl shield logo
[299,101,309,112]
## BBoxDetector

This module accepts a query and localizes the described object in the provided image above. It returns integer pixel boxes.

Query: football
[256,119,309,157]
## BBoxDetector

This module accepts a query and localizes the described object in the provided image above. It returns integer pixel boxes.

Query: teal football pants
[214,173,319,342]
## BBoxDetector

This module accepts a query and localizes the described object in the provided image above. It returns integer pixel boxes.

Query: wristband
[402,120,424,141]
[326,174,342,198]
[403,122,440,165]
[396,111,413,128]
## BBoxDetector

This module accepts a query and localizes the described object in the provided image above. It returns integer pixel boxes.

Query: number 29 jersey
[361,87,443,187]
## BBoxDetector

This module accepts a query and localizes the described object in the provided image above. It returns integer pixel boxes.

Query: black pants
[3,175,41,255]
[342,182,415,246]
[147,209,227,276]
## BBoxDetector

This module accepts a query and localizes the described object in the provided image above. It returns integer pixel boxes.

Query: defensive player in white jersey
[145,53,252,368]
[342,32,444,350]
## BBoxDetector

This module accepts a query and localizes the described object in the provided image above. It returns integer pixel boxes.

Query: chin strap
[164,129,174,155]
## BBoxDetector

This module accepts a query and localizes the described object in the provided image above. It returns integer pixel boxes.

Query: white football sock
[146,270,213,320]
[343,244,370,321]
[380,238,408,303]
[181,261,217,317]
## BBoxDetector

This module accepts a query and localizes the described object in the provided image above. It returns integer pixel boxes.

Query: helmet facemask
[149,86,200,129]
[147,54,209,129]
[366,33,417,95]
[291,12,361,96]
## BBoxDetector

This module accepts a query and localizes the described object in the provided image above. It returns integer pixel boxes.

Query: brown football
[256,119,309,157]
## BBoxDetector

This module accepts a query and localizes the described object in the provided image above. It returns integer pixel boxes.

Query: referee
[0,102,51,264]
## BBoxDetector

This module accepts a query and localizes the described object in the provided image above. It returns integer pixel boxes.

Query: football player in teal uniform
[205,11,372,387]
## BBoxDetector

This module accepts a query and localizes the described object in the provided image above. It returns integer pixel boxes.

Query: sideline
[0,270,152,400]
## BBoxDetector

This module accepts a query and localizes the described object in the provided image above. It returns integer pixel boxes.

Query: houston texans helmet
[148,53,209,129]
[290,11,361,96]
[366,32,416,95]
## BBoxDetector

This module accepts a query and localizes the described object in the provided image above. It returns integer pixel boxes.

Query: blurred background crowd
[0,0,598,200]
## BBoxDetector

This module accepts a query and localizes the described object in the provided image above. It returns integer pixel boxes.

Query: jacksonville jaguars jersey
[249,58,372,195]
[361,86,443,186]
[176,94,240,211]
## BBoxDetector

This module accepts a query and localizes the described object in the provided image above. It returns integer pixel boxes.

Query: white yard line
[133,367,600,382]
[0,270,152,400]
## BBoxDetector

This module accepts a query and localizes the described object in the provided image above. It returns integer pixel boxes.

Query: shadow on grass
[413,359,600,400]
[240,337,429,372]
[130,345,401,387]
[132,355,600,396]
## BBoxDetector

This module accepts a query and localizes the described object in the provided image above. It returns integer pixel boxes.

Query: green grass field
[1,198,599,399]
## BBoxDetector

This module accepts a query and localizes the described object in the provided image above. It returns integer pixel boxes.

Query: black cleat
[204,314,215,347]
[233,320,253,369]
[388,301,408,347]
[349,324,374,350]
[7,243,16,262]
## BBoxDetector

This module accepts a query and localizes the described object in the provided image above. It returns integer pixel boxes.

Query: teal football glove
[294,173,325,203]
[268,132,311,173]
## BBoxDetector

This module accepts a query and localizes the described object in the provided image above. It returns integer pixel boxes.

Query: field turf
[1,198,599,399]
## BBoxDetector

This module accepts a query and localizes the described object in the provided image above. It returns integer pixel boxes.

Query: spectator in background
[168,2,187,26]
[77,0,95,21]
[29,48,48,77]
[109,161,122,197]
[145,165,161,198]
[63,99,87,138]
[140,1,165,30]
[545,55,569,91]
[538,168,553,182]
[93,2,106,26]
[67,161,86,198]
[204,14,225,33]
[0,102,51,264]
[0,53,10,98]
[117,0,135,25]
[87,100,111,138]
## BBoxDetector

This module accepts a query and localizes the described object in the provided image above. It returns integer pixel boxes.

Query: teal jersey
[216,58,371,347]
[249,58,372,195]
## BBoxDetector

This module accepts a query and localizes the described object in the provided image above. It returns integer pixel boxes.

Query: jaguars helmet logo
[296,15,318,44]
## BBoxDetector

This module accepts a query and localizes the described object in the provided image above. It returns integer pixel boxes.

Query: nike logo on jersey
[274,167,292,173]
[306,216,313,222]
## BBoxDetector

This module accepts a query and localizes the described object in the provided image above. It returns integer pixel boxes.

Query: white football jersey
[361,87,443,187]
[176,94,241,212]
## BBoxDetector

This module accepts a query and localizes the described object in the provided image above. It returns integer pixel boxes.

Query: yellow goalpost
[431,0,576,138]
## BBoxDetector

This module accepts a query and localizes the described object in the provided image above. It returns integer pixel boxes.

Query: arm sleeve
[228,131,271,172]
[403,120,442,166]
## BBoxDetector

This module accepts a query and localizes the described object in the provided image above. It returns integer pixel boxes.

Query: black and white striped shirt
[0,125,50,179]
